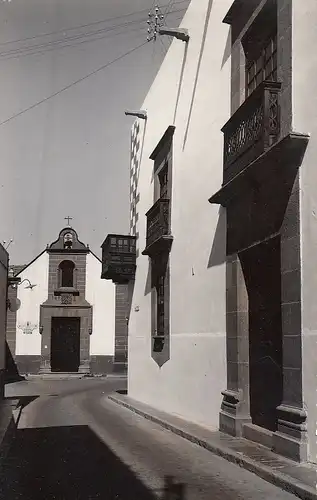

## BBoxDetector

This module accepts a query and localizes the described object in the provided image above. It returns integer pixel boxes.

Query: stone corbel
[221,389,242,412]
[276,404,307,433]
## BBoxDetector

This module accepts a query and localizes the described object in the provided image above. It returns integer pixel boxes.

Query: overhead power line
[0,41,148,128]
[0,25,146,62]
[0,8,185,61]
[0,13,184,63]
[0,16,150,56]
[0,0,189,47]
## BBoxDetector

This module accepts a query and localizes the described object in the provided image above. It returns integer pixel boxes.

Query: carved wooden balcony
[101,234,136,284]
[142,198,173,257]
[222,81,282,184]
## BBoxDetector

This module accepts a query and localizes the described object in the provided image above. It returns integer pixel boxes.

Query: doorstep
[26,373,85,380]
[108,392,317,500]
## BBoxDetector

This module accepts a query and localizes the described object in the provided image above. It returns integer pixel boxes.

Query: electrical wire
[0,25,147,62]
[163,0,174,16]
[0,41,148,128]
[0,16,151,57]
[3,13,183,62]
[0,8,186,61]
[0,0,188,46]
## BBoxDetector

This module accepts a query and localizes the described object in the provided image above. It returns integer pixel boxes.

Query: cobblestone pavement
[0,378,300,499]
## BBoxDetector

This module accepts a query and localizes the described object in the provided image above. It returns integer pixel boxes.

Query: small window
[246,34,277,97]
[63,232,73,249]
[159,164,168,199]
[156,274,165,335]
[59,260,75,287]
[152,257,167,338]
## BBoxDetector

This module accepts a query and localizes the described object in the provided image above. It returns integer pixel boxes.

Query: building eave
[13,249,47,277]
[150,125,176,160]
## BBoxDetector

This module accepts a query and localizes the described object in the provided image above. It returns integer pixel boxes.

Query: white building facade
[127,0,317,465]
[127,0,231,430]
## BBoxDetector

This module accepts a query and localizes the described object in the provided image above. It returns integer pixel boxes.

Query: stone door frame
[219,179,307,462]
[39,304,92,374]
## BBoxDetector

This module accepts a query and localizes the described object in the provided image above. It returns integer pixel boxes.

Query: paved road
[1,378,299,499]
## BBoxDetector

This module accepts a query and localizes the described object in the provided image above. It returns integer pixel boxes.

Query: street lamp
[15,279,37,290]
[124,110,147,120]
[158,27,190,42]
[8,271,37,290]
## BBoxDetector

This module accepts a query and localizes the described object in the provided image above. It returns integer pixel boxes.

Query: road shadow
[4,395,40,427]
[4,341,25,384]
[0,424,186,499]
[5,395,39,411]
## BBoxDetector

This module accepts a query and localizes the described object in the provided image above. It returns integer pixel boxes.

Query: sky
[0,0,189,265]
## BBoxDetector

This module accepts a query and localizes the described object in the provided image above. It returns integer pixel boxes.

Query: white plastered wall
[128,0,231,428]
[85,253,115,356]
[16,251,49,356]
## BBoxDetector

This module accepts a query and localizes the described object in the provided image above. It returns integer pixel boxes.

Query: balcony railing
[101,234,136,283]
[142,198,173,256]
[222,81,282,183]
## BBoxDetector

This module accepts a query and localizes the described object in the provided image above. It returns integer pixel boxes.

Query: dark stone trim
[54,287,80,297]
[276,405,307,430]
[41,304,92,309]
[6,286,18,358]
[47,248,89,254]
[39,304,92,373]
[48,227,89,253]
[0,244,8,267]
[15,356,41,375]
[89,356,113,375]
[112,362,127,374]
[0,369,5,399]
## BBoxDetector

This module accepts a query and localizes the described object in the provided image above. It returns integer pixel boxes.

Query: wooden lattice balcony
[222,81,282,184]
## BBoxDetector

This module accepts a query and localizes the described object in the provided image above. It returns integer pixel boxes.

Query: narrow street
[0,378,300,500]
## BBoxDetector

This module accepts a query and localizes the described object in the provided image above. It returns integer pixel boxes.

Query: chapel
[6,224,116,375]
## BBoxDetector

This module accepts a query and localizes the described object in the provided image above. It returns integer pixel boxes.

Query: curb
[25,375,85,380]
[108,394,317,500]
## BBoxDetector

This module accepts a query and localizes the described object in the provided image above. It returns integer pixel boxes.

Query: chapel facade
[7,226,116,375]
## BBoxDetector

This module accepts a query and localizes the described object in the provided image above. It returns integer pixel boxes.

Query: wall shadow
[4,395,40,427]
[0,424,186,499]
[4,341,25,384]
[134,118,147,213]
[182,0,214,150]
[173,41,189,124]
[5,395,39,411]
[144,257,152,296]
[207,206,227,268]
[221,28,232,68]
